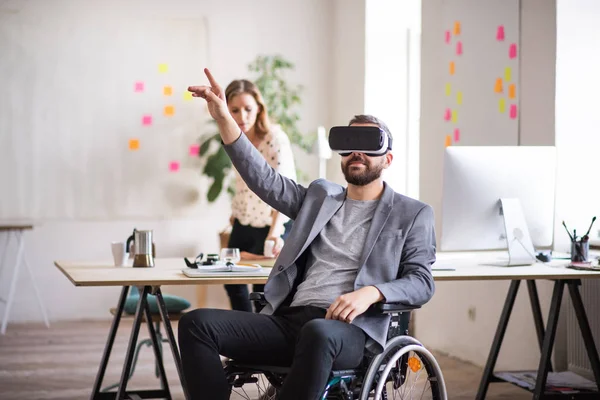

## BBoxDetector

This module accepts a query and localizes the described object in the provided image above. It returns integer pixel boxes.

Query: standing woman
[224,79,296,312]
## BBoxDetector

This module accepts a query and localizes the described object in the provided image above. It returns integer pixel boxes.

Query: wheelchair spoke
[229,372,279,400]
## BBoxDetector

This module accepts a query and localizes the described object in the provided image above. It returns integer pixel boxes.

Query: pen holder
[571,240,589,262]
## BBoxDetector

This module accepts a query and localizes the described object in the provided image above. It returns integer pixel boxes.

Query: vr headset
[328,126,392,157]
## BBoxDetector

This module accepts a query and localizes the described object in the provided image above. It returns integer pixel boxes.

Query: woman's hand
[265,236,284,257]
[188,68,229,121]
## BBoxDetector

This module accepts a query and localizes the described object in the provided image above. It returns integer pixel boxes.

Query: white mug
[264,240,275,258]
[111,241,128,266]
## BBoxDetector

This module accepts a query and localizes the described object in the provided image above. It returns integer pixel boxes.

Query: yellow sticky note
[184,91,193,101]
[494,78,503,93]
[129,139,140,151]
[445,134,452,147]
[499,98,506,113]
[453,21,461,35]
[164,105,175,116]
[449,61,455,75]
[456,91,463,105]
[504,67,512,82]
[508,84,516,99]
[445,83,451,96]
[158,63,168,73]
[163,86,173,96]
[451,110,457,123]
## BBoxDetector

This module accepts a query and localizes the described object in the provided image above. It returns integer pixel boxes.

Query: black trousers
[225,219,293,312]
[224,219,270,312]
[178,306,366,400]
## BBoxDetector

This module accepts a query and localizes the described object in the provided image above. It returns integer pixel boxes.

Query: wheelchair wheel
[359,336,447,400]
[227,370,282,400]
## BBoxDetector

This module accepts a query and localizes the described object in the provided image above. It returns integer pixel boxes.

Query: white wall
[555,0,600,378]
[326,0,367,185]
[418,0,559,370]
[1,0,334,323]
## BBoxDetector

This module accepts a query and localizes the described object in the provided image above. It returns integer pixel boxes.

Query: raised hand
[188,68,229,121]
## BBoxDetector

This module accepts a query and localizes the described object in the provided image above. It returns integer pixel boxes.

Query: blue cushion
[124,286,191,315]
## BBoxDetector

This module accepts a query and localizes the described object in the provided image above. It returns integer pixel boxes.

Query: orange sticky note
[163,86,173,96]
[158,63,168,73]
[453,21,461,35]
[445,83,451,96]
[184,91,193,101]
[449,61,455,75]
[508,84,516,99]
[494,78,503,93]
[445,135,452,147]
[129,139,140,150]
[164,105,175,116]
[456,91,463,105]
[499,98,506,113]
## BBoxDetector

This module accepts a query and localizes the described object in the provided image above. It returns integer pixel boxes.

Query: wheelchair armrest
[373,302,421,314]
[249,292,267,306]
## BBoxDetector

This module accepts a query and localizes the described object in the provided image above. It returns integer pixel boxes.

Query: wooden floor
[0,321,531,399]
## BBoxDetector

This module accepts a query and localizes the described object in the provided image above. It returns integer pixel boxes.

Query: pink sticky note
[445,30,451,44]
[454,128,460,142]
[456,41,463,55]
[509,43,517,59]
[189,144,200,156]
[134,81,144,92]
[496,25,505,41]
[169,161,180,172]
[444,108,451,121]
[142,115,152,126]
[509,104,518,119]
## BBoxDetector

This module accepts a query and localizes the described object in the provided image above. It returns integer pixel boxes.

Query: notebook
[182,263,270,277]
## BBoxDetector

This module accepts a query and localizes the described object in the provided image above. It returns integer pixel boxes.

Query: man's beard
[341,155,385,186]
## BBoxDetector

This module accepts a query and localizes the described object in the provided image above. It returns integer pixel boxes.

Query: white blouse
[231,125,297,228]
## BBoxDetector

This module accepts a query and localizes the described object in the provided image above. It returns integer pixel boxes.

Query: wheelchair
[223,293,447,400]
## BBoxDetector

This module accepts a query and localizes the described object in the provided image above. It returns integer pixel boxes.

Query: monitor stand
[488,198,536,267]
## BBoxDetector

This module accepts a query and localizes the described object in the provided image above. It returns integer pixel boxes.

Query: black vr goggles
[328,126,392,157]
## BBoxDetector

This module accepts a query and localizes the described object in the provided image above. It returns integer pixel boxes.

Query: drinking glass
[220,248,241,265]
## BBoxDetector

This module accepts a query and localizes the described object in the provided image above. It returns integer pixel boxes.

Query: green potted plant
[197,55,315,202]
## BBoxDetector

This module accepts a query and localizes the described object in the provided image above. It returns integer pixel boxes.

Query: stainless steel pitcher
[132,230,154,268]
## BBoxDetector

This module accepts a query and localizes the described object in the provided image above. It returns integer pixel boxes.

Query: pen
[562,221,574,241]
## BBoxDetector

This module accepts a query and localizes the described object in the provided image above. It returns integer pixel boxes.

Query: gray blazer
[224,134,436,351]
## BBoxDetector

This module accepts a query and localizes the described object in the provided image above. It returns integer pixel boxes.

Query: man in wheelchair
[181,69,438,400]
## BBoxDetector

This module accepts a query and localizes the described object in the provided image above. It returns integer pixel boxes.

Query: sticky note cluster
[443,21,464,146]
[495,25,518,120]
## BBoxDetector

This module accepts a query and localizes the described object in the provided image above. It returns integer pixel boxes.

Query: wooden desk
[55,254,600,400]
[55,257,274,287]
[1,224,49,334]
[54,257,275,400]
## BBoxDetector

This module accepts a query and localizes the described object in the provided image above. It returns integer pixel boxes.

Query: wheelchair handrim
[373,344,447,400]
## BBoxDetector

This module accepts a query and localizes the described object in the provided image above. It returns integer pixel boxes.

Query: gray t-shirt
[291,197,379,309]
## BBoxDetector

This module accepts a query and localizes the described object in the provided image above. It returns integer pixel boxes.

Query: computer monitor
[440,146,557,266]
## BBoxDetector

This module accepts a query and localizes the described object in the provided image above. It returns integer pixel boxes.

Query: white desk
[433,251,600,400]
[0,224,49,334]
